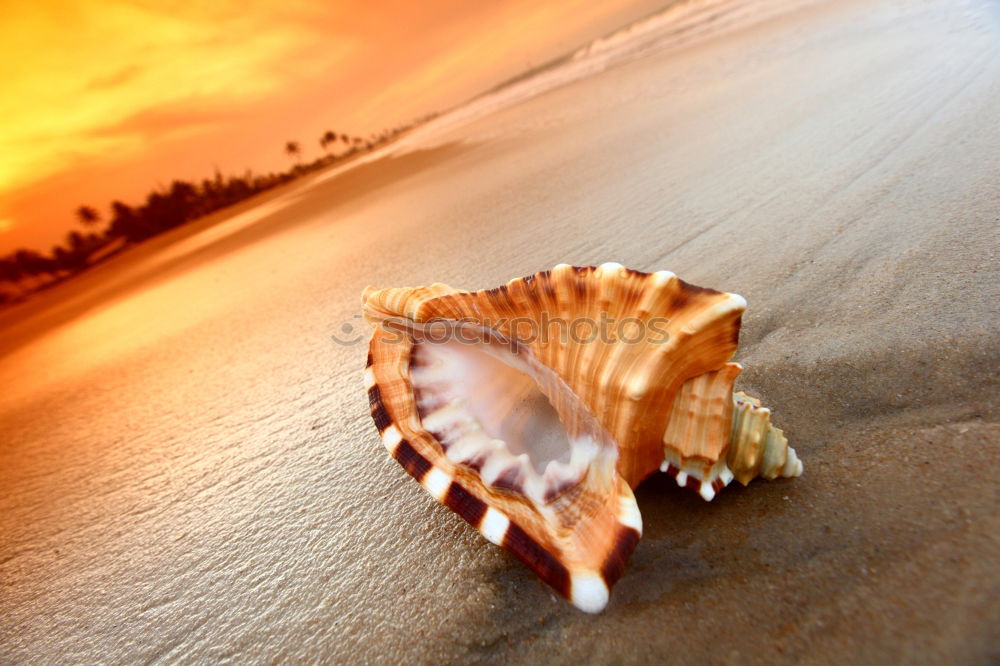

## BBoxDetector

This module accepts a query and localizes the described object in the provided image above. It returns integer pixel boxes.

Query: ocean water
[397,0,829,147]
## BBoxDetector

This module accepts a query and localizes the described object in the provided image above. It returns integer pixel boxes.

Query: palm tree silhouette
[1,123,422,294]
[320,130,337,155]
[75,205,100,227]
[285,140,302,165]
[12,249,51,281]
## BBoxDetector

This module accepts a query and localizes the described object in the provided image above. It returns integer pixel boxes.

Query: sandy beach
[1,0,998,662]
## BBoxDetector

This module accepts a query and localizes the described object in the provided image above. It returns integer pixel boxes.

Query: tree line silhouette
[0,126,407,305]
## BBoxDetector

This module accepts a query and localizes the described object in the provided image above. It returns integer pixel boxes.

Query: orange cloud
[0,0,666,253]
[0,0,355,192]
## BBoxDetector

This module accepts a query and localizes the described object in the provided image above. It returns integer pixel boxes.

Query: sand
[1,0,998,662]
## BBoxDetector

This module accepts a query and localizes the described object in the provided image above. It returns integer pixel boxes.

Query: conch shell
[361,263,801,612]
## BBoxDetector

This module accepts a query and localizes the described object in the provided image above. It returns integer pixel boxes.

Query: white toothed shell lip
[570,571,610,614]
[407,323,608,506]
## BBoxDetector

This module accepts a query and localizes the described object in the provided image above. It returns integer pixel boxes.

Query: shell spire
[729,392,802,484]
[361,264,801,612]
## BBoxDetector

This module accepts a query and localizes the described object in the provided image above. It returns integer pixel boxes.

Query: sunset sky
[0,0,667,254]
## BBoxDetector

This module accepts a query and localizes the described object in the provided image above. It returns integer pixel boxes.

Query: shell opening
[408,323,610,506]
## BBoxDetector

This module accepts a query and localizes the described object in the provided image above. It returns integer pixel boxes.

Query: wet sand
[1,0,998,662]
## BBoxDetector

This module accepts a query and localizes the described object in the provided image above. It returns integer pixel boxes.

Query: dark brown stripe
[459,452,488,474]
[543,477,577,503]
[711,478,725,493]
[413,386,448,419]
[408,343,434,369]
[489,282,516,316]
[685,476,701,492]
[671,279,718,311]
[541,277,556,299]
[664,463,680,477]
[365,352,373,368]
[503,522,571,599]
[483,286,505,313]
[368,385,392,433]
[677,277,720,297]
[394,439,432,482]
[444,482,487,528]
[730,316,742,346]
[491,466,525,494]
[600,525,641,587]
[428,430,451,452]
[520,272,542,306]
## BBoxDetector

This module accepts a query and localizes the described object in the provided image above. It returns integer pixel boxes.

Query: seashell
[361,263,801,612]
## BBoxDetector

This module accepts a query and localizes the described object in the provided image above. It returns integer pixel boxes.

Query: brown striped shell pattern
[361,263,802,613]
